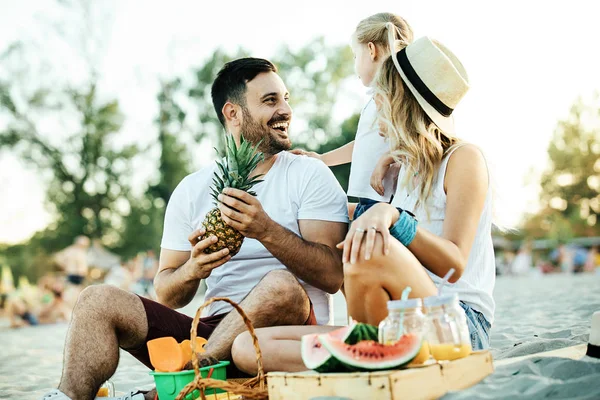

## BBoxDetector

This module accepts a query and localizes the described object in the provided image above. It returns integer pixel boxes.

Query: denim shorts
[353,198,379,220]
[459,301,491,350]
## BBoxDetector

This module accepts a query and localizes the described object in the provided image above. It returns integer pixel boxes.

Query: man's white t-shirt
[347,97,395,201]
[161,151,349,325]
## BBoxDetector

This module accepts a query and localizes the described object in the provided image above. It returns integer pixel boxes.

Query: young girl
[292,12,413,218]
[231,33,495,376]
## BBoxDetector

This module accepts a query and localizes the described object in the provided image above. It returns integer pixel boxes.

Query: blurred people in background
[104,261,134,291]
[554,243,573,273]
[6,274,69,328]
[572,247,588,274]
[54,235,90,306]
[585,245,599,273]
[138,250,158,299]
[511,241,533,276]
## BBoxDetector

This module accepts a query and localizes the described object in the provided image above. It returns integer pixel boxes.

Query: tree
[522,95,600,239]
[310,113,360,194]
[0,1,139,281]
[115,79,192,258]
[0,81,139,249]
[188,48,250,152]
[187,38,355,154]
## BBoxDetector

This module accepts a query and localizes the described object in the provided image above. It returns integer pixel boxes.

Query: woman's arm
[341,145,489,283]
[407,145,489,282]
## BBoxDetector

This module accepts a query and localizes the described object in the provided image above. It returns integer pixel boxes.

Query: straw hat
[391,36,469,134]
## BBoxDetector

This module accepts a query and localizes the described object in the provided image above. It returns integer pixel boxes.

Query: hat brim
[397,65,455,135]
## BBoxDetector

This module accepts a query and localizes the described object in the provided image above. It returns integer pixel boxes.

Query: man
[54,236,90,284]
[42,57,348,400]
[53,235,90,308]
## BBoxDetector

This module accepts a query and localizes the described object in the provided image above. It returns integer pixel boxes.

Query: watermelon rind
[301,324,353,372]
[301,322,379,372]
[319,333,422,371]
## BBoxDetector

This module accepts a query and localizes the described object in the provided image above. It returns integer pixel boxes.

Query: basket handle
[190,297,265,386]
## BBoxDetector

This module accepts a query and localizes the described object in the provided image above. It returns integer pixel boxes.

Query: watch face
[404,209,418,221]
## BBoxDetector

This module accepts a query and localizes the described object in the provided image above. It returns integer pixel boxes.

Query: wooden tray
[267,351,494,400]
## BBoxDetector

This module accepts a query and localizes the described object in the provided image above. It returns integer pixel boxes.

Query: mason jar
[423,293,471,361]
[378,298,426,345]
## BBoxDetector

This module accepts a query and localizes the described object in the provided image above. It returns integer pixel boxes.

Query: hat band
[396,49,454,117]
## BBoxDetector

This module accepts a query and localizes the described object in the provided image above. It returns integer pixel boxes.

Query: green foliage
[522,95,600,239]
[0,39,361,281]
[116,79,193,259]
[188,48,250,151]
[0,82,137,252]
[211,135,264,204]
[306,112,359,194]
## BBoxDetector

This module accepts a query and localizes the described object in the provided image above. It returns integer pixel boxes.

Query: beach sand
[1,273,599,399]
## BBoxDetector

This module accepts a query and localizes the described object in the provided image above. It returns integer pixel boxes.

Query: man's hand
[217,188,273,241]
[186,228,231,280]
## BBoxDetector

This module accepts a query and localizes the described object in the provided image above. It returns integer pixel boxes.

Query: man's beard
[241,106,291,156]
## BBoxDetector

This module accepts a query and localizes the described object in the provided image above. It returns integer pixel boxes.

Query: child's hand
[370,155,393,196]
[289,148,321,160]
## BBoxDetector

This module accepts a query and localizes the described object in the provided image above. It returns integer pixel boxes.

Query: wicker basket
[175,297,269,400]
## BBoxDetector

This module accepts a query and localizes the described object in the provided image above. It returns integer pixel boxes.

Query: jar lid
[387,298,423,310]
[423,293,459,308]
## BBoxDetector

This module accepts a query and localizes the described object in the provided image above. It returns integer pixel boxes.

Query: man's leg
[202,269,311,362]
[57,285,148,400]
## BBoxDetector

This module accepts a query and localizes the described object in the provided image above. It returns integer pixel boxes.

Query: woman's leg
[344,234,437,326]
[232,325,342,375]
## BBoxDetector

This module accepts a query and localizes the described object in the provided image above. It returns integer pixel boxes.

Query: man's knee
[74,284,130,313]
[257,270,310,323]
[263,270,308,304]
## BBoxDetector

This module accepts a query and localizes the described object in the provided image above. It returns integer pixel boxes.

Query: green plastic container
[149,361,230,400]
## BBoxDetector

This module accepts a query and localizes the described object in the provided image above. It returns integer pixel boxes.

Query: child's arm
[290,141,354,167]
[348,202,358,220]
[370,153,395,196]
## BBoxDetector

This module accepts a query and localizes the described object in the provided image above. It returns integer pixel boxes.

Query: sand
[1,273,599,399]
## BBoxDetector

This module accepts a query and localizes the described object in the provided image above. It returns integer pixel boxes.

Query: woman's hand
[337,203,399,264]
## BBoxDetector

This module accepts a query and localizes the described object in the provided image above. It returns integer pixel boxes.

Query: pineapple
[201,135,264,257]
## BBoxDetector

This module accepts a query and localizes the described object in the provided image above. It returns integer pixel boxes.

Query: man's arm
[155,229,231,308]
[217,188,347,294]
[261,220,346,294]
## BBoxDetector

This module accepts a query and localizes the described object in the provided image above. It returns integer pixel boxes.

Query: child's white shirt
[347,97,395,201]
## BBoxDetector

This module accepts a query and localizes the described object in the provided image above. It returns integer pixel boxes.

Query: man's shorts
[124,296,317,377]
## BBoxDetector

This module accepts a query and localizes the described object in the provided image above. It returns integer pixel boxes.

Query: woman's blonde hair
[354,13,414,56]
[372,47,461,212]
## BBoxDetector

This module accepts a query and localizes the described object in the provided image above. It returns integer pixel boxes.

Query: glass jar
[423,293,472,361]
[378,298,425,345]
[97,380,115,397]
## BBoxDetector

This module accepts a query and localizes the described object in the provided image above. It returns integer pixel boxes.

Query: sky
[1,0,600,244]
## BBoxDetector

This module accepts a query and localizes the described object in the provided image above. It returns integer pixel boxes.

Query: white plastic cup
[587,311,600,358]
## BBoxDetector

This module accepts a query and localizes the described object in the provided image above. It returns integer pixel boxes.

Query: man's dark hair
[211,57,277,127]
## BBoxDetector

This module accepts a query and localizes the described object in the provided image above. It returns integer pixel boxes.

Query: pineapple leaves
[210,134,265,201]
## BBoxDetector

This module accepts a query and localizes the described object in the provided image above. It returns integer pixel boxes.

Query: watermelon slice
[301,322,378,372]
[319,333,422,371]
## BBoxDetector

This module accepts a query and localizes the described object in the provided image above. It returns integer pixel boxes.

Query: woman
[232,34,495,375]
